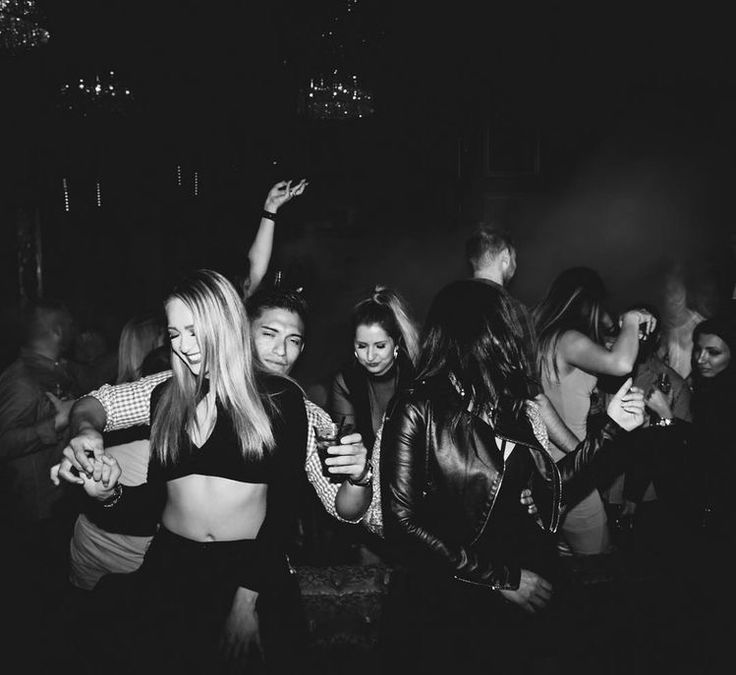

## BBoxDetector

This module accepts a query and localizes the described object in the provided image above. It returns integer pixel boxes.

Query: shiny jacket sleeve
[556,413,628,507]
[380,395,521,590]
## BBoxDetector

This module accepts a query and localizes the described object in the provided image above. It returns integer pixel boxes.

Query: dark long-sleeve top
[0,350,82,521]
[88,374,308,587]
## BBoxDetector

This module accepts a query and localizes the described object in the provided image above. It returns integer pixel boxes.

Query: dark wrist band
[348,463,373,487]
[262,210,277,222]
[102,483,123,508]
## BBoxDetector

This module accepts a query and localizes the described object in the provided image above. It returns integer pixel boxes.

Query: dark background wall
[2,1,735,384]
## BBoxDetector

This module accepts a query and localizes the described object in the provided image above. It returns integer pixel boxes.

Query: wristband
[102,483,123,508]
[348,463,373,487]
[261,210,277,222]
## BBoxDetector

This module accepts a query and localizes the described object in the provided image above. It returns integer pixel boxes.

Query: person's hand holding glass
[313,416,370,484]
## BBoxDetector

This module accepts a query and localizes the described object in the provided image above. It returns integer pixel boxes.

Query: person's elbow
[607,354,636,376]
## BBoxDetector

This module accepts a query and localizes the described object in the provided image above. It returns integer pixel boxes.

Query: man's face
[252,308,305,376]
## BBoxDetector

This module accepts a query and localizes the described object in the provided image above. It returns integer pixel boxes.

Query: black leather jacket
[380,375,625,591]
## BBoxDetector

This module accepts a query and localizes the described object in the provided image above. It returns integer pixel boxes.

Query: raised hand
[606,377,645,431]
[264,179,308,213]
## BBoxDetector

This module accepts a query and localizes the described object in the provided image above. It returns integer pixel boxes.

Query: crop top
[88,374,308,559]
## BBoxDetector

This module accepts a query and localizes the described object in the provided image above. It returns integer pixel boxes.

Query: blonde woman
[52,270,308,673]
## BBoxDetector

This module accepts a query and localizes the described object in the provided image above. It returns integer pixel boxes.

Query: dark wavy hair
[417,280,537,422]
[533,267,608,380]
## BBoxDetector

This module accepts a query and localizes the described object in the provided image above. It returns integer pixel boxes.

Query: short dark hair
[245,287,309,335]
[21,300,72,344]
[465,225,515,271]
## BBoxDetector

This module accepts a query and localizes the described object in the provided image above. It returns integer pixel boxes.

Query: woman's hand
[520,489,537,516]
[606,377,645,431]
[79,455,122,501]
[263,179,308,213]
[325,432,369,482]
[620,308,657,340]
[50,427,105,486]
[645,388,673,419]
[219,587,263,671]
[499,569,553,614]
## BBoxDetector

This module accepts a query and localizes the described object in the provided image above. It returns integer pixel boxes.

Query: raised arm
[559,309,654,377]
[247,179,308,294]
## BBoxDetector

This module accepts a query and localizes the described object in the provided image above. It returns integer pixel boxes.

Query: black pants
[80,528,307,675]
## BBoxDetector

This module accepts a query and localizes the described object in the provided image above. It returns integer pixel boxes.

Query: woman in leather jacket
[379,280,645,674]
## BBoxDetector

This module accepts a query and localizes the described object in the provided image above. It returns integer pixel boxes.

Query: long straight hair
[533,267,607,382]
[151,269,274,464]
[417,280,537,424]
[351,285,420,366]
[116,314,164,384]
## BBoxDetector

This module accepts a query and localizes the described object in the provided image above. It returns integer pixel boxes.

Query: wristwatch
[348,463,373,487]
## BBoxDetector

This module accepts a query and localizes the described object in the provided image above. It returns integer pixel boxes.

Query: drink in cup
[314,417,353,482]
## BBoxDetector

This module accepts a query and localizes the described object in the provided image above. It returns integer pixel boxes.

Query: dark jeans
[76,528,307,675]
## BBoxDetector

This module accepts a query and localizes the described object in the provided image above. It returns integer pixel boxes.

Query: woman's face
[166,298,203,376]
[354,323,396,376]
[694,333,731,379]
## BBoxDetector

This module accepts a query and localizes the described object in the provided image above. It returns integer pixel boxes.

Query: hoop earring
[393,346,399,358]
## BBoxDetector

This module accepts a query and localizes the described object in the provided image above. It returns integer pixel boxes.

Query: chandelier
[0,0,50,51]
[306,70,374,121]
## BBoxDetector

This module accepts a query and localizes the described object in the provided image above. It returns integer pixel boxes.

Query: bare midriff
[162,474,267,541]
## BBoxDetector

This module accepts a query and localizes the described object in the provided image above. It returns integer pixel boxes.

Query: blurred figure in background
[68,314,165,590]
[657,263,706,379]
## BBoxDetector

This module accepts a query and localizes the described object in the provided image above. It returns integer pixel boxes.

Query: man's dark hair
[465,224,515,272]
[245,287,309,335]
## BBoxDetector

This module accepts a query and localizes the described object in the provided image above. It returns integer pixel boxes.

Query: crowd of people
[1,179,734,674]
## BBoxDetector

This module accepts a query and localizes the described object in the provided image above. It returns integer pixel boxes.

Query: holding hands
[50,428,120,500]
[264,179,308,214]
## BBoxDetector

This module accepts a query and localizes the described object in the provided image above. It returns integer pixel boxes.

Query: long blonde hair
[116,315,164,384]
[150,269,274,464]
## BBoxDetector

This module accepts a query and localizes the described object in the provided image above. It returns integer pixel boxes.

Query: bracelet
[102,483,123,508]
[261,210,277,222]
[655,417,673,427]
[348,464,373,487]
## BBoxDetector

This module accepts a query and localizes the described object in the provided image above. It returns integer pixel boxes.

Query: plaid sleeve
[304,400,341,520]
[89,371,173,432]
